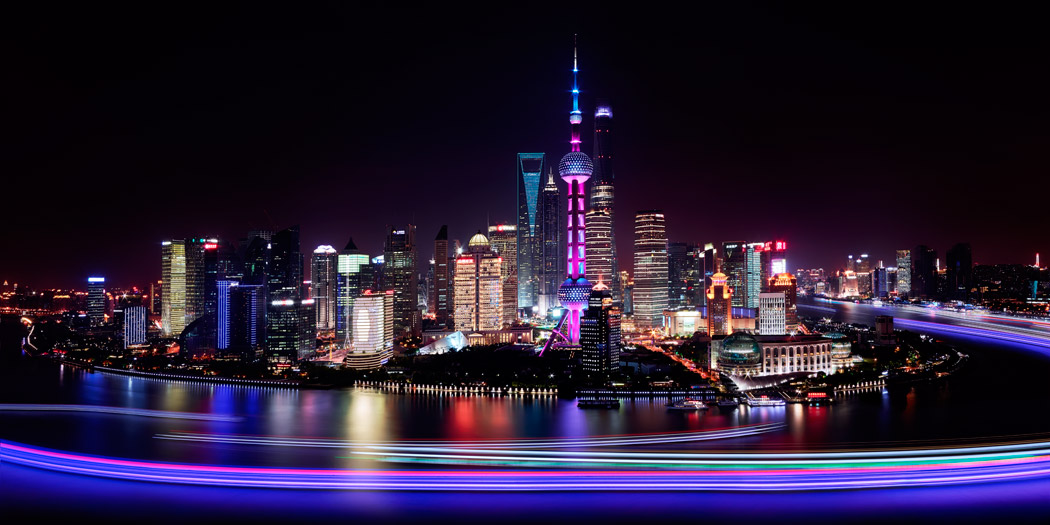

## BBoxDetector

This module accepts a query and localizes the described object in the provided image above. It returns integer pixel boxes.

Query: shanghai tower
[556,42,593,344]
[586,101,617,300]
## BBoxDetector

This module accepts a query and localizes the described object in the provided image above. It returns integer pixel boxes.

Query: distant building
[663,309,702,337]
[706,272,733,336]
[384,225,420,337]
[633,210,668,329]
[758,292,786,335]
[431,226,451,327]
[311,245,338,331]
[229,283,265,361]
[516,153,546,310]
[911,245,938,299]
[667,242,699,309]
[345,290,394,369]
[487,224,518,325]
[591,101,619,301]
[946,243,973,302]
[453,233,503,332]
[714,332,834,377]
[875,315,896,345]
[161,240,186,335]
[760,241,789,291]
[585,208,614,287]
[538,168,563,317]
[266,226,313,363]
[768,273,799,332]
[895,250,912,296]
[87,277,106,327]
[123,305,147,348]
[336,238,372,346]
[580,281,621,376]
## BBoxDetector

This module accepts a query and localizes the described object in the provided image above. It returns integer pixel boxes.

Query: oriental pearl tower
[555,41,593,345]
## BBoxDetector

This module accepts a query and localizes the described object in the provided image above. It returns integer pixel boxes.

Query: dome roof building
[717,333,763,376]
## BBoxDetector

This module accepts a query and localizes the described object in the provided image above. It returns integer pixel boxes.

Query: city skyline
[6,4,1050,290]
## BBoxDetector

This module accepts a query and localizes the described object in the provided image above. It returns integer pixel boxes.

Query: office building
[697,244,717,307]
[555,46,594,344]
[516,152,546,310]
[266,226,313,363]
[311,245,338,331]
[150,280,162,316]
[431,226,451,327]
[229,284,265,360]
[911,245,938,299]
[87,277,106,327]
[896,249,912,297]
[947,242,973,301]
[345,290,394,370]
[538,168,562,316]
[216,280,237,351]
[632,210,668,330]
[384,225,420,337]
[668,242,701,309]
[589,101,619,300]
[487,223,518,325]
[760,241,788,291]
[585,208,613,287]
[706,272,733,337]
[580,281,621,377]
[161,240,186,336]
[453,232,503,332]
[721,242,747,308]
[336,237,372,346]
[768,272,799,332]
[758,292,787,335]
[123,305,147,348]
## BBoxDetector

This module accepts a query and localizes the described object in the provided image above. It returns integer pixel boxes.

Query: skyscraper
[911,245,938,299]
[161,240,186,336]
[345,290,394,370]
[87,276,106,327]
[896,249,912,297]
[216,279,237,351]
[633,210,668,330]
[590,101,619,301]
[487,224,518,325]
[760,241,788,291]
[123,305,147,348]
[667,242,700,309]
[266,226,314,363]
[336,237,371,346]
[384,225,419,337]
[516,152,546,310]
[744,243,765,309]
[758,292,786,335]
[768,272,799,333]
[311,245,338,331]
[946,242,973,302]
[721,242,747,308]
[538,168,562,316]
[556,44,593,345]
[453,232,503,332]
[431,226,451,327]
[229,283,265,361]
[580,281,621,377]
[585,208,613,285]
[706,272,733,336]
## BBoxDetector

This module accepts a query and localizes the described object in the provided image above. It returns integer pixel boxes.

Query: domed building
[717,333,763,376]
[824,332,854,371]
[453,232,503,332]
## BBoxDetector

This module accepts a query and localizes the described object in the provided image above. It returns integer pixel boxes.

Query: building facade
[580,283,621,377]
[345,290,394,369]
[384,225,420,337]
[453,233,504,332]
[706,271,733,337]
[487,224,518,325]
[632,210,668,330]
[87,277,106,327]
[758,292,786,335]
[311,245,338,331]
[516,153,546,311]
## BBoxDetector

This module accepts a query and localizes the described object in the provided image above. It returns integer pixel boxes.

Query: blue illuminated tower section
[556,43,593,344]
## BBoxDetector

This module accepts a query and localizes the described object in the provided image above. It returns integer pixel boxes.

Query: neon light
[87,277,105,283]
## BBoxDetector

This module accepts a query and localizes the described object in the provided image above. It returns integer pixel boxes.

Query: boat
[577,399,620,409]
[747,395,786,407]
[717,399,740,411]
[667,398,708,411]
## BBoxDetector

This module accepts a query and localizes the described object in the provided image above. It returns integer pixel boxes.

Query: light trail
[154,423,785,449]
[4,439,1050,491]
[0,404,242,422]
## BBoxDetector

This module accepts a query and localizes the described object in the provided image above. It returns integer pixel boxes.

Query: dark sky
[5,3,1049,289]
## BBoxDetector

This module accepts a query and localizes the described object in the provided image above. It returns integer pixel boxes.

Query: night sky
[6,3,1049,289]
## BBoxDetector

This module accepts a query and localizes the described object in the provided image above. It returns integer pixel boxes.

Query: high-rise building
[123,306,147,348]
[487,224,518,325]
[758,292,786,335]
[744,243,765,309]
[336,237,372,346]
[229,283,265,361]
[706,272,733,336]
[266,226,314,363]
[555,45,594,345]
[946,242,973,302]
[150,280,163,316]
[161,240,186,336]
[453,233,504,332]
[431,226,451,327]
[345,290,394,370]
[311,245,338,331]
[216,279,237,351]
[87,276,106,327]
[632,210,668,330]
[760,241,788,291]
[697,244,718,307]
[580,281,621,377]
[768,273,799,333]
[667,242,701,309]
[590,101,619,301]
[722,242,747,308]
[896,250,912,297]
[184,238,212,327]
[538,168,562,316]
[516,152,546,310]
[911,245,938,299]
[585,208,613,284]
[384,225,420,337]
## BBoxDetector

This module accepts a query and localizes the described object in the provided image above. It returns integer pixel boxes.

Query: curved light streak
[3,439,1050,491]
[154,423,785,449]
[0,404,242,422]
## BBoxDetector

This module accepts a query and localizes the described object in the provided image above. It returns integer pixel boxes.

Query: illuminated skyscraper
[667,242,701,309]
[745,243,764,309]
[487,224,518,325]
[633,210,668,330]
[516,153,546,310]
[556,44,594,344]
[216,280,237,350]
[336,237,371,346]
[721,242,746,308]
[161,240,186,336]
[87,276,106,327]
[760,241,788,291]
[266,226,314,363]
[345,290,394,370]
[911,245,937,299]
[311,245,337,331]
[758,292,786,335]
[580,280,621,377]
[123,305,147,348]
[538,168,562,316]
[431,226,451,327]
[590,101,619,301]
[453,232,504,332]
[768,273,799,332]
[706,272,733,336]
[896,249,912,296]
[384,225,420,337]
[585,208,612,285]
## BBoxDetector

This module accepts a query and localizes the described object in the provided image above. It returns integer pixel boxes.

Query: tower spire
[569,35,582,153]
